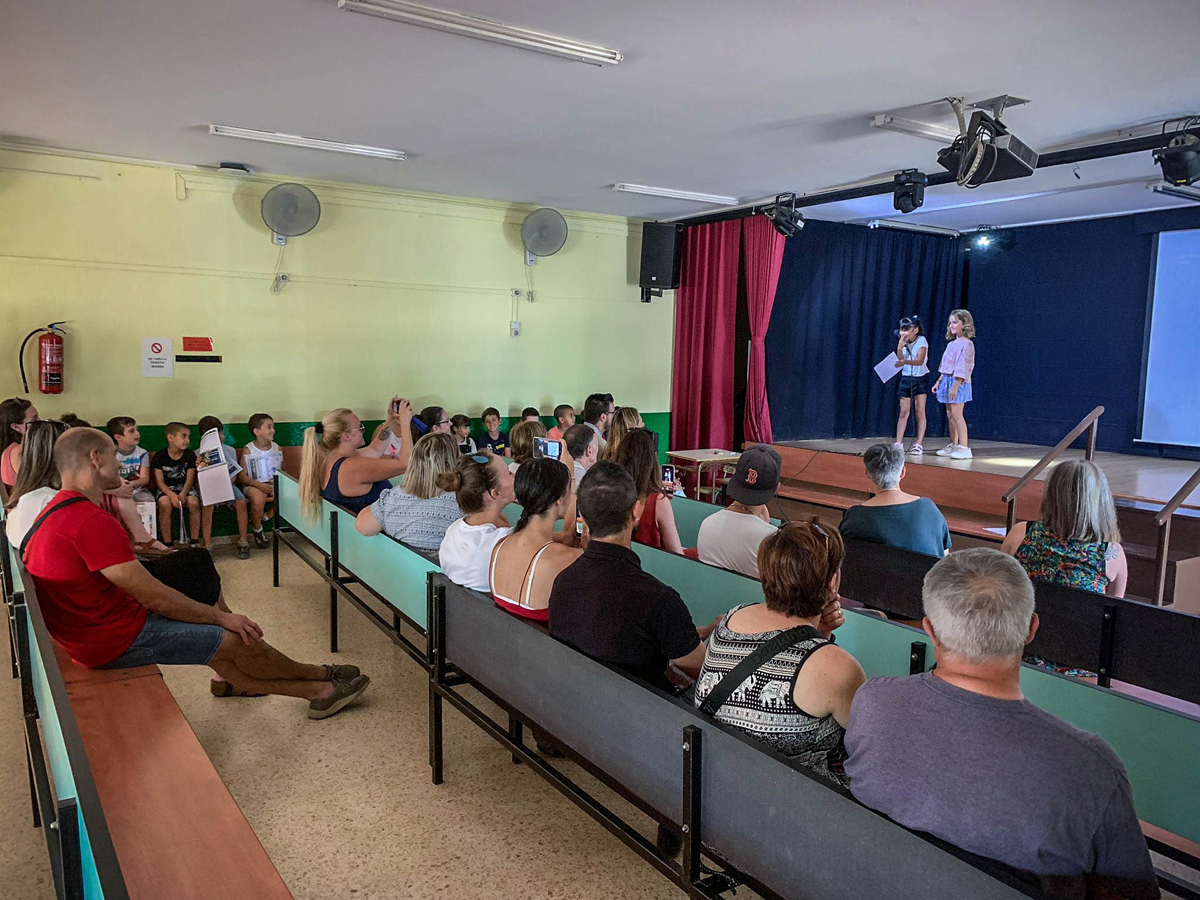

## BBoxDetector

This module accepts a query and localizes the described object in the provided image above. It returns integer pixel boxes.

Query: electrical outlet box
[510,320,521,337]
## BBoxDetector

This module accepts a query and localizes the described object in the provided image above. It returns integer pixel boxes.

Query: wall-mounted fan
[261,183,321,245]
[520,208,568,266]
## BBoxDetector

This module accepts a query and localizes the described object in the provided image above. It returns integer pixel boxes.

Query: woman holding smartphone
[614,428,685,555]
[892,316,929,455]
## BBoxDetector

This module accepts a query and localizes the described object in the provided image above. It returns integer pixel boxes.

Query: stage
[777,438,1200,510]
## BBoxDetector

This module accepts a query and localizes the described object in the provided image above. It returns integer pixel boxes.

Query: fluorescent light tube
[1149,181,1200,203]
[867,219,961,237]
[208,124,406,160]
[870,114,960,144]
[613,183,739,205]
[338,0,622,67]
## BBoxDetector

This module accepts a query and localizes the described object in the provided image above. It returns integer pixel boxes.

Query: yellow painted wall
[0,147,674,425]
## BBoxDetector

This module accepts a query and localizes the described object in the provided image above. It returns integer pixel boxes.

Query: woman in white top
[4,420,67,547]
[437,450,516,591]
[489,452,581,623]
[893,316,930,455]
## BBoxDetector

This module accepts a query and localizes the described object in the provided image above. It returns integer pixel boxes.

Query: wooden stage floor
[778,438,1200,509]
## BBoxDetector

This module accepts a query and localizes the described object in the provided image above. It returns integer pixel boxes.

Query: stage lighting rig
[893,169,927,213]
[764,193,804,237]
[1154,120,1200,186]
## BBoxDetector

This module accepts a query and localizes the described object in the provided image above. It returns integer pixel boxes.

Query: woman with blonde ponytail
[299,398,414,522]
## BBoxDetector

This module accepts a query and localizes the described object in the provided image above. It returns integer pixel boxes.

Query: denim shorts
[102,613,225,668]
[936,379,973,404]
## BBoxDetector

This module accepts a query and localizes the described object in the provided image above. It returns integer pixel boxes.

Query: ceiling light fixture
[612,183,740,205]
[867,219,960,237]
[870,114,960,144]
[337,0,622,66]
[208,124,407,160]
[1149,181,1200,203]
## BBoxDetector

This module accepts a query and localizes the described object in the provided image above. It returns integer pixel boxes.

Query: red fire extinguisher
[19,322,67,395]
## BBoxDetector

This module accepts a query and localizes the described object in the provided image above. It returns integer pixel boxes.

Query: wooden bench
[50,643,293,900]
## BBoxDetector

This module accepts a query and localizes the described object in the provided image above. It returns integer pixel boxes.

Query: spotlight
[968,227,1016,253]
[1154,133,1200,186]
[893,169,927,214]
[764,193,804,237]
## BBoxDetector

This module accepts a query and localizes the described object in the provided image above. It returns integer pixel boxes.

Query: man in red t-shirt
[23,427,371,720]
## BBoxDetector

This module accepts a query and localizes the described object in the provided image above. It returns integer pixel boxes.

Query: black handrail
[1002,406,1104,532]
[15,559,131,900]
[1151,464,1200,606]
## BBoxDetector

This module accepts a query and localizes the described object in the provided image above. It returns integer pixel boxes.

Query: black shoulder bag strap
[698,624,821,717]
[19,496,89,561]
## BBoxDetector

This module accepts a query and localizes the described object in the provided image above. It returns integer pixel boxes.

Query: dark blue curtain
[967,207,1200,458]
[765,220,965,441]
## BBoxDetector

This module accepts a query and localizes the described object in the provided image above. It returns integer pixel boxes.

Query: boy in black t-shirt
[151,421,200,546]
[478,407,510,458]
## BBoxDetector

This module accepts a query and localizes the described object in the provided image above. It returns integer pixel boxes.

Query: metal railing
[1001,406,1104,532]
[1152,464,1200,607]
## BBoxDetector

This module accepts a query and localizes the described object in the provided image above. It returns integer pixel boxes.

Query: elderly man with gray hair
[838,442,950,557]
[844,549,1157,898]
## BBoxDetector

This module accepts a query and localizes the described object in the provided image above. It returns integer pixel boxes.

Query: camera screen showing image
[533,438,562,460]
[661,465,675,483]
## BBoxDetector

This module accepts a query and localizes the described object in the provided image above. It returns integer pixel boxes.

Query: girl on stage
[892,316,929,455]
[932,309,976,460]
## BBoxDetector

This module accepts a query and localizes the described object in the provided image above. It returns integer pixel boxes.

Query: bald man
[20,427,369,720]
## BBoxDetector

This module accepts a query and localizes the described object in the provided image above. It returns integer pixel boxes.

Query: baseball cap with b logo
[727,444,782,506]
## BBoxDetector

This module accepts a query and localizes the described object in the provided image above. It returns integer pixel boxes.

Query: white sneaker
[950,446,973,460]
[936,444,957,456]
[909,444,924,455]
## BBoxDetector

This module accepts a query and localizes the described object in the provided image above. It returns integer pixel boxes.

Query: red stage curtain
[742,215,786,444]
[670,220,741,452]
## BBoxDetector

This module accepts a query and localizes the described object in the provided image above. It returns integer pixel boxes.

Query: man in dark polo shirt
[549,461,710,691]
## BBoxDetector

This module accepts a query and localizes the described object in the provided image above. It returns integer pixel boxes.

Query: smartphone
[534,437,562,460]
[391,399,400,414]
[662,465,675,483]
[575,518,585,536]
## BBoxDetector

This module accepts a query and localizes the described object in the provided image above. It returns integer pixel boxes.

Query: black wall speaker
[640,222,682,290]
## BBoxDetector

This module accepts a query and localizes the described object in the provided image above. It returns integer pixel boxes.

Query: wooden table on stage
[667,449,741,504]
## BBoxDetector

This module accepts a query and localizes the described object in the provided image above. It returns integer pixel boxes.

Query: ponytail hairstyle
[411,406,447,443]
[601,406,642,462]
[435,449,502,514]
[510,420,547,465]
[757,519,845,619]
[613,428,667,500]
[6,419,67,511]
[299,408,356,523]
[512,458,571,532]
[404,433,461,500]
[0,397,33,455]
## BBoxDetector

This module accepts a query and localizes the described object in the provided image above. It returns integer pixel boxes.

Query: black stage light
[967,228,1016,253]
[1154,134,1200,186]
[893,169,927,214]
[764,192,804,237]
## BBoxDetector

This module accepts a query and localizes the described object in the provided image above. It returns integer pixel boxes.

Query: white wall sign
[142,337,174,377]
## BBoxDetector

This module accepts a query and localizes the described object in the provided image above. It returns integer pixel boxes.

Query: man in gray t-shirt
[845,549,1158,900]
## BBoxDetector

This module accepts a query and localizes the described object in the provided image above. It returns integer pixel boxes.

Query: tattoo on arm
[1105,543,1120,561]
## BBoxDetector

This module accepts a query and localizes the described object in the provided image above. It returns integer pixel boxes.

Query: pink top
[938,337,975,384]
[1,444,17,489]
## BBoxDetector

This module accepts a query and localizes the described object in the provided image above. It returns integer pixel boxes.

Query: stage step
[1115,499,1200,556]
[1122,542,1200,611]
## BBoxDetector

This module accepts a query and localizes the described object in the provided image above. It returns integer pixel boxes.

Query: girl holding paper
[892,316,929,454]
[932,309,977,460]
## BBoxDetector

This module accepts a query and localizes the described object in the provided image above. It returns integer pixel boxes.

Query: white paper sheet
[874,354,901,383]
[196,428,234,505]
[141,337,173,378]
[984,526,1008,536]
